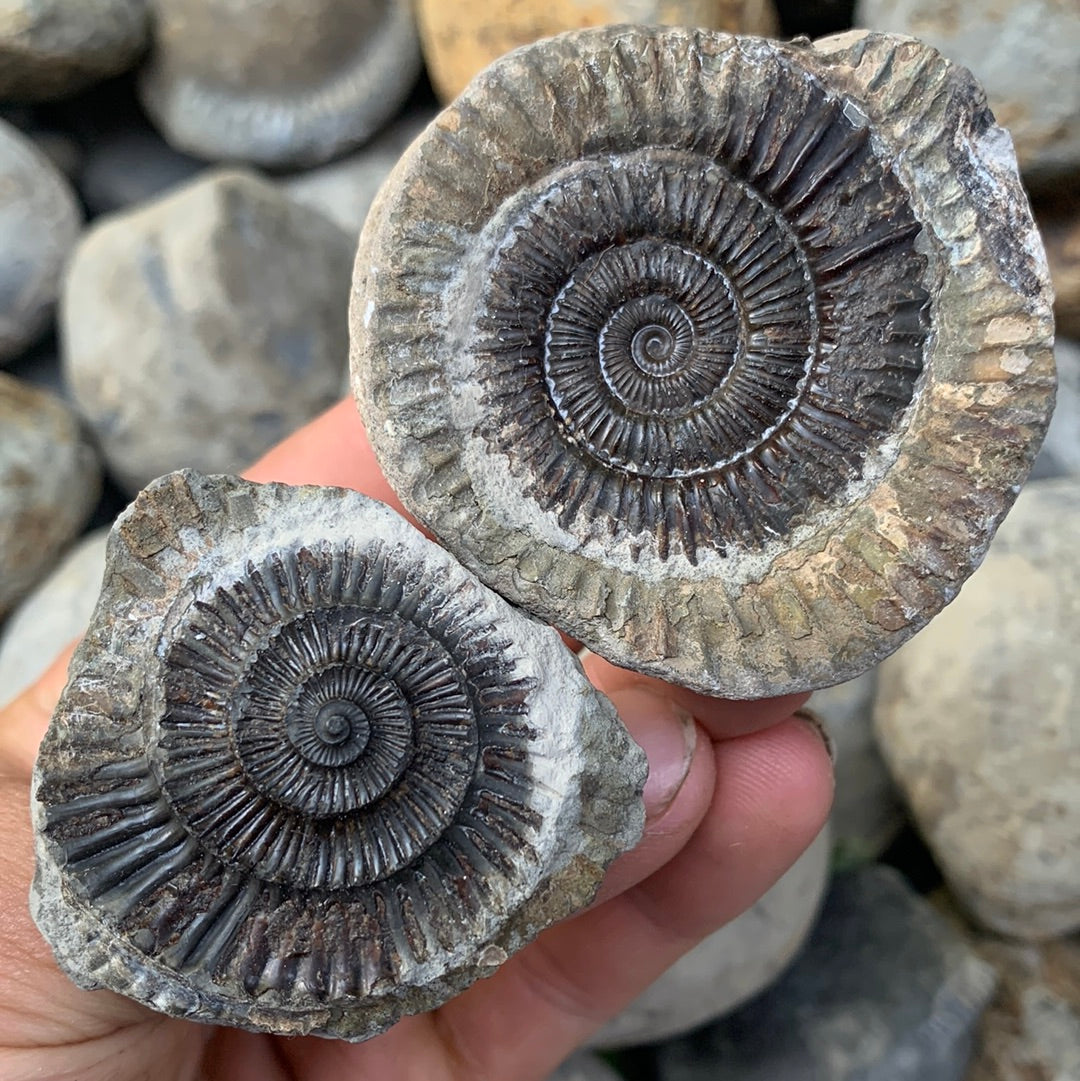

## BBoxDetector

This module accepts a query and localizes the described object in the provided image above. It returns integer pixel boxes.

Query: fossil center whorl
[473,119,928,560]
[156,550,493,891]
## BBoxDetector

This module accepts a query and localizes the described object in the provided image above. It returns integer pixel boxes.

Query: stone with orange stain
[415,0,779,101]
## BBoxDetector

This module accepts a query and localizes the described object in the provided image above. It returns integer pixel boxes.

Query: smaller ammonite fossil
[31,471,645,1039]
[138,0,421,167]
[350,26,1056,698]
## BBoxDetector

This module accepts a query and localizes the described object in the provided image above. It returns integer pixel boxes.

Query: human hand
[0,400,833,1081]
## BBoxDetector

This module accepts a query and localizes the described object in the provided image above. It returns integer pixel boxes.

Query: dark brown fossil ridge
[351,26,1055,697]
[31,471,645,1039]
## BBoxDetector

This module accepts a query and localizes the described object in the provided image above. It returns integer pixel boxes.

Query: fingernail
[618,687,697,819]
[793,705,835,763]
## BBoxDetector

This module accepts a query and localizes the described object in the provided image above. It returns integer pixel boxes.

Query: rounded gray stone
[138,0,421,168]
[0,527,108,708]
[281,110,433,237]
[0,0,147,101]
[856,0,1080,180]
[875,477,1080,940]
[61,168,354,494]
[0,118,82,366]
[657,865,998,1081]
[0,373,101,619]
[810,671,905,864]
[591,824,830,1048]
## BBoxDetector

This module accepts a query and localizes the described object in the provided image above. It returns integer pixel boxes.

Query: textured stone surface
[549,1054,625,1081]
[415,0,779,102]
[657,865,997,1081]
[1031,340,1080,480]
[78,123,205,216]
[0,374,100,619]
[351,27,1055,698]
[968,936,1080,1081]
[62,169,353,494]
[593,823,830,1048]
[856,0,1080,179]
[0,0,147,101]
[810,671,905,864]
[0,528,107,707]
[282,111,432,237]
[875,478,1080,940]
[138,0,421,167]
[0,118,82,366]
[32,471,646,1040]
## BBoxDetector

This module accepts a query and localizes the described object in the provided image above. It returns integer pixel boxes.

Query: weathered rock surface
[968,936,1080,1081]
[0,374,100,619]
[592,824,830,1048]
[138,0,421,167]
[1031,340,1080,480]
[415,0,779,102]
[810,672,905,864]
[657,865,997,1081]
[62,169,353,494]
[281,110,432,236]
[856,0,1080,179]
[0,528,108,707]
[352,26,1055,698]
[0,0,147,101]
[876,477,1080,940]
[32,471,646,1039]
[0,119,82,366]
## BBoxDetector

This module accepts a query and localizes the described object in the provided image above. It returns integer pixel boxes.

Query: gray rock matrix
[657,866,998,1081]
[61,169,354,494]
[876,478,1080,941]
[31,471,647,1040]
[0,119,82,365]
[0,373,100,619]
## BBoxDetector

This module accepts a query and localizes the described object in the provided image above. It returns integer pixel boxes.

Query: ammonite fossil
[31,471,645,1039]
[351,26,1055,698]
[138,0,421,167]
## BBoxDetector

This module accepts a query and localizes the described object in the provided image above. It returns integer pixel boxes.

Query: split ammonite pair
[32,26,1054,1040]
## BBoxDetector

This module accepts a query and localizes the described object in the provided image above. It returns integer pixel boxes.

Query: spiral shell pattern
[351,27,1055,697]
[31,472,644,1038]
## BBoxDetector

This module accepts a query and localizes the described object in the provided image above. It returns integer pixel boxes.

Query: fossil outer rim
[31,471,645,1040]
[350,27,1056,698]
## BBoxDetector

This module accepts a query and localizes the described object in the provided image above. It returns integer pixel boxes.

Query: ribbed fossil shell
[351,26,1055,698]
[31,471,645,1039]
[138,0,421,167]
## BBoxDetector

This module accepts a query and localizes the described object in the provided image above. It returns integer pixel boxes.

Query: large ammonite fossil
[31,471,645,1039]
[351,26,1056,698]
[138,0,421,167]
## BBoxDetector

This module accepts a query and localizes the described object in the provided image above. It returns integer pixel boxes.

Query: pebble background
[0,1,1076,1078]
